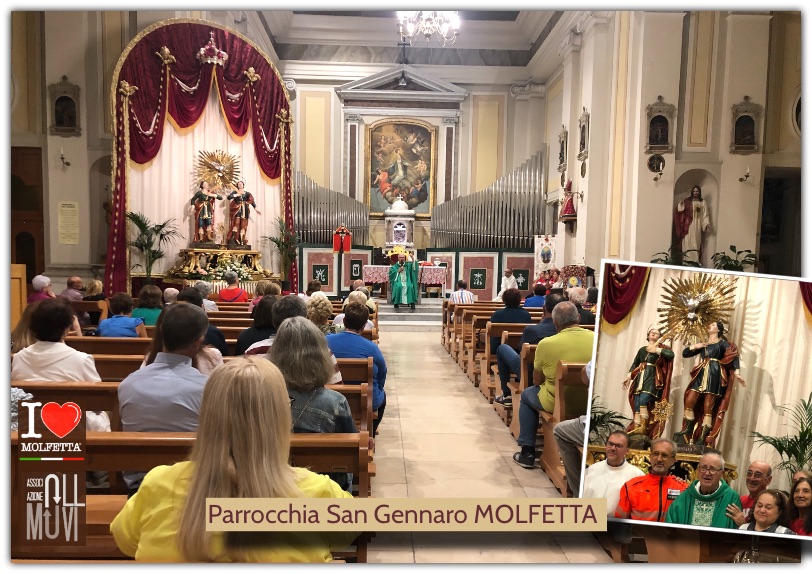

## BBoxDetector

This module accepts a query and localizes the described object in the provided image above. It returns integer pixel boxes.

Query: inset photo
[583,261,812,549]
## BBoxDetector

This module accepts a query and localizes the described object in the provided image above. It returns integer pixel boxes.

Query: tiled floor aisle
[367,330,611,563]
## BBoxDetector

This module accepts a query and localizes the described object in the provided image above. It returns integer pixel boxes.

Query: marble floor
[366,330,611,564]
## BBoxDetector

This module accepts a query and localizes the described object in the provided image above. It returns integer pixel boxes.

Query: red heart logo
[40,402,83,438]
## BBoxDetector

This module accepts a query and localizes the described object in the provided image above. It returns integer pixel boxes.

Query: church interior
[8,8,806,564]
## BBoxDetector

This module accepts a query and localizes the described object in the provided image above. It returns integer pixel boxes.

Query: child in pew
[97,293,148,338]
[269,316,356,491]
[110,356,357,562]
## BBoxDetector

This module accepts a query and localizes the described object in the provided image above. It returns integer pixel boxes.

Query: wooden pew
[538,361,588,495]
[478,322,533,403]
[66,336,150,356]
[336,358,375,432]
[12,381,122,430]
[492,330,524,425]
[459,314,490,378]
[206,310,252,320]
[69,300,109,325]
[92,355,146,382]
[448,304,500,359]
[508,343,537,438]
[12,379,371,443]
[11,431,371,562]
[204,317,253,329]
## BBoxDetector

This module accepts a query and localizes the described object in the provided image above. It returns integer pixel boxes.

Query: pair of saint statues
[191,180,261,245]
[622,321,745,448]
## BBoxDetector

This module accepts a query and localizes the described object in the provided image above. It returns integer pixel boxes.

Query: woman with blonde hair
[111,356,357,562]
[307,296,343,335]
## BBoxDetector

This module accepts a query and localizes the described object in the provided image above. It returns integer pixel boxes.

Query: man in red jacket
[614,438,688,522]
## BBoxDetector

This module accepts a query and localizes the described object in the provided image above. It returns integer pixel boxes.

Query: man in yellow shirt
[513,301,594,469]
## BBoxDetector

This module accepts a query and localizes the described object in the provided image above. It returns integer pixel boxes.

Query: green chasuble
[388,261,418,305]
[665,479,742,529]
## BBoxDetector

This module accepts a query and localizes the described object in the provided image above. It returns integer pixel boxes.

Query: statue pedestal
[166,247,274,281]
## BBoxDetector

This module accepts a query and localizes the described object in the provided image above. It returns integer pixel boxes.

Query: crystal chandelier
[397,11,460,47]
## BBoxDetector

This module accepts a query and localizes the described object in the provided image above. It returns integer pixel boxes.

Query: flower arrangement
[184,253,252,281]
[209,253,252,281]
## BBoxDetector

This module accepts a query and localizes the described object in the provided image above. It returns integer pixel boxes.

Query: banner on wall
[534,235,557,278]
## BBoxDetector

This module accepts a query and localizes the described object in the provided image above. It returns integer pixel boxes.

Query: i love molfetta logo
[18,401,86,461]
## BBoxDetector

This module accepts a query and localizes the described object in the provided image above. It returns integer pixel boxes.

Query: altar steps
[374,298,443,332]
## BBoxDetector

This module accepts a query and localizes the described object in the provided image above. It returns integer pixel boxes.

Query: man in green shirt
[388,252,418,311]
[513,301,594,469]
[665,452,742,528]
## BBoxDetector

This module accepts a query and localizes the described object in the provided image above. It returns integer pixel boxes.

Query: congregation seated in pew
[235,295,277,355]
[177,287,229,356]
[270,316,357,491]
[110,356,358,562]
[118,302,210,495]
[494,293,564,408]
[512,302,594,470]
[98,293,148,338]
[11,297,111,432]
[328,303,386,437]
[131,285,163,326]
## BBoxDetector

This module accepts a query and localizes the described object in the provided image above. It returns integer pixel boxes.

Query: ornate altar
[166,247,276,281]
[587,445,738,485]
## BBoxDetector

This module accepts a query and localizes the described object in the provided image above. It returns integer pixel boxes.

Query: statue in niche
[649,115,669,146]
[673,185,711,262]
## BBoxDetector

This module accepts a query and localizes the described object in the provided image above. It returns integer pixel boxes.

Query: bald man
[727,460,773,526]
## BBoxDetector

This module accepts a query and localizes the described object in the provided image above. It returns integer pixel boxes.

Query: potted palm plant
[752,392,812,485]
[125,212,182,284]
[264,216,301,288]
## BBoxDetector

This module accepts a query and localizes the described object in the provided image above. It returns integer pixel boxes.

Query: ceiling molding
[281,61,527,87]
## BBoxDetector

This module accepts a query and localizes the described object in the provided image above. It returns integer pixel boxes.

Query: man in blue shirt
[523,283,547,308]
[327,303,387,437]
[118,303,210,495]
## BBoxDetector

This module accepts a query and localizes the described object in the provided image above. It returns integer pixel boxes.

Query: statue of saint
[225,181,261,246]
[674,185,711,262]
[191,181,222,243]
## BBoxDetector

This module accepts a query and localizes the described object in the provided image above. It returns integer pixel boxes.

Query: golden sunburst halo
[657,273,738,345]
[195,150,240,190]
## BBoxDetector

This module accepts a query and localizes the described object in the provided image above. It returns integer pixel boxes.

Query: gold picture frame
[365,118,438,220]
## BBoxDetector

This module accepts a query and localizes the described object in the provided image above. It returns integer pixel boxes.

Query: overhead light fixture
[397,11,460,47]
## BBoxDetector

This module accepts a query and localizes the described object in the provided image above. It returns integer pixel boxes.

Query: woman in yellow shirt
[110,356,357,562]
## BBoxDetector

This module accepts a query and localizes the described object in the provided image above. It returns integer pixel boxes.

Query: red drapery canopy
[106,20,296,294]
[801,282,812,318]
[600,264,650,324]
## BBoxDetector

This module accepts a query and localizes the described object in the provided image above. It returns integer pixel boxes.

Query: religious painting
[586,260,811,547]
[312,264,329,285]
[349,258,363,281]
[512,269,530,292]
[365,118,437,219]
[469,268,487,290]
